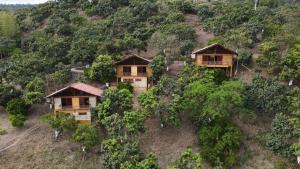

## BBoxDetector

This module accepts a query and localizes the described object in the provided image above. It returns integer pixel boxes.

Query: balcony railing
[61,105,73,110]
[60,105,91,110]
[137,72,147,76]
[203,61,223,65]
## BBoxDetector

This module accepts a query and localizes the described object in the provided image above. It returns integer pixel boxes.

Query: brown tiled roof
[46,82,103,97]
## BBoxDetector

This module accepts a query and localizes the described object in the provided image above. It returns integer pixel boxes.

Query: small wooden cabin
[191,44,237,77]
[46,82,103,124]
[115,55,153,92]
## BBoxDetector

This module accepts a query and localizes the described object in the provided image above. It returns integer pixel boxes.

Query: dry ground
[184,14,214,49]
[0,106,103,169]
[139,115,206,168]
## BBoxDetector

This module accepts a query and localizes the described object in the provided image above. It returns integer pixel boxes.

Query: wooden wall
[195,54,233,67]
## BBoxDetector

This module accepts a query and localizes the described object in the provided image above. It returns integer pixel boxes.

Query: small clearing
[184,14,214,48]
[139,115,211,168]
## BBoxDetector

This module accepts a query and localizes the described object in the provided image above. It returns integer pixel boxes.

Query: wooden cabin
[115,55,153,92]
[46,82,103,124]
[191,44,237,77]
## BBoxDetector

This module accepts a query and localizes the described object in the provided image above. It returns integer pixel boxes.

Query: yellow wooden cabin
[115,55,153,92]
[46,83,103,124]
[191,44,237,77]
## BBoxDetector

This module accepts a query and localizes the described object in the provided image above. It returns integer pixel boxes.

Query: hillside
[1,0,300,169]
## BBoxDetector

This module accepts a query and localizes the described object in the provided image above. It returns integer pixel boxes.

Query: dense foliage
[198,121,241,168]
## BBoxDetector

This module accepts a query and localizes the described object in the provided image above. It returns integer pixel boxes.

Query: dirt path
[0,124,41,152]
[184,14,214,48]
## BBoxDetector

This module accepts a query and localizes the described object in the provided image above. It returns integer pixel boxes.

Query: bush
[0,84,21,106]
[6,98,28,116]
[9,114,26,127]
[198,121,241,168]
[23,77,45,104]
[149,54,166,82]
[124,111,147,134]
[238,50,252,65]
[117,82,133,93]
[246,74,289,113]
[0,127,7,135]
[207,37,225,46]
[72,124,100,150]
[265,113,294,157]
[85,54,116,83]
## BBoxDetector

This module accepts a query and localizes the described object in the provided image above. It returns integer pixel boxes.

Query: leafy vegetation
[1,0,300,168]
[72,124,100,151]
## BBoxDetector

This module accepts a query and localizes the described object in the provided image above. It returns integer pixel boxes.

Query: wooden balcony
[137,72,147,76]
[60,105,91,110]
[203,61,223,65]
[123,72,131,76]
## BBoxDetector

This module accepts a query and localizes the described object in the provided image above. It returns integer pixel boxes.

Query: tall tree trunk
[254,0,259,10]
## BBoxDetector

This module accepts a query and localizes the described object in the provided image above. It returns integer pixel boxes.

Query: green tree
[72,124,100,151]
[0,11,19,38]
[9,114,26,127]
[246,74,288,113]
[138,87,159,115]
[85,54,116,83]
[117,82,133,93]
[198,121,241,168]
[168,148,203,169]
[6,98,28,116]
[6,98,28,127]
[149,54,166,82]
[23,77,45,104]
[0,84,21,106]
[203,81,245,120]
[124,111,147,134]
[280,36,300,81]
[265,113,294,157]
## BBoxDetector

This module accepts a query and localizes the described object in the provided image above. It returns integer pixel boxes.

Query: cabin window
[123,66,131,76]
[61,98,72,108]
[79,112,87,116]
[79,97,89,108]
[203,55,223,64]
[137,67,147,74]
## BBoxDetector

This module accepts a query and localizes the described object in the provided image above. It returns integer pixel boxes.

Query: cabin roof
[115,54,151,65]
[192,44,238,55]
[46,82,103,98]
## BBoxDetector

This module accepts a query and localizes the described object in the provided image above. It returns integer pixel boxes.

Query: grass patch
[0,127,7,135]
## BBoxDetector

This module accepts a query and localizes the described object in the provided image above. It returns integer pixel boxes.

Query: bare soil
[184,14,214,49]
[0,106,103,169]
[139,114,211,168]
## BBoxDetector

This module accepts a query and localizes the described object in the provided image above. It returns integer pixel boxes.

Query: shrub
[169,148,203,169]
[72,124,100,150]
[117,82,133,93]
[198,121,241,168]
[9,114,26,127]
[0,127,7,135]
[46,112,78,132]
[124,111,147,134]
[23,77,45,104]
[246,74,289,113]
[238,50,252,65]
[207,37,225,45]
[149,53,166,82]
[265,113,294,157]
[85,54,115,83]
[6,98,28,116]
[0,84,21,106]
